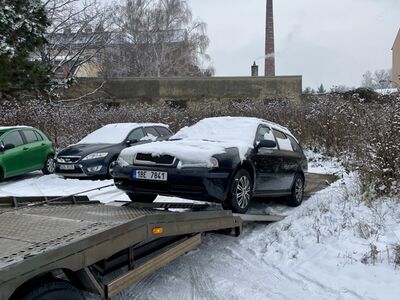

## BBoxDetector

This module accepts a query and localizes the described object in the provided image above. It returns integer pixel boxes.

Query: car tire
[225,169,253,214]
[0,167,4,182]
[287,173,304,207]
[107,158,117,179]
[127,193,158,203]
[42,155,55,175]
[21,279,84,300]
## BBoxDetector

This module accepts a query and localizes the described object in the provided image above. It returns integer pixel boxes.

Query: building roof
[392,28,400,50]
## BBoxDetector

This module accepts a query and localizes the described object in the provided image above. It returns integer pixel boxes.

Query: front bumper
[113,165,232,203]
[55,158,109,178]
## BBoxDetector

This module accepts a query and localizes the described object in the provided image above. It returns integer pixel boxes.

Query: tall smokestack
[265,0,275,77]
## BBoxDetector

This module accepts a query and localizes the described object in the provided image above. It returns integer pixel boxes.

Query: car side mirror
[0,144,15,151]
[126,139,138,146]
[257,140,277,149]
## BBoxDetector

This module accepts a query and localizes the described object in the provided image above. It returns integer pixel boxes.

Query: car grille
[57,156,81,163]
[135,153,175,166]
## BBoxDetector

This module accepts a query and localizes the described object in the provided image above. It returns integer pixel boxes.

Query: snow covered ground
[1,153,399,299]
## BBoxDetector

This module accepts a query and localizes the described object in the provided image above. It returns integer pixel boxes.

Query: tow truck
[0,195,284,300]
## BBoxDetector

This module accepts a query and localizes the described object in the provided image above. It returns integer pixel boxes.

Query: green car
[0,126,56,181]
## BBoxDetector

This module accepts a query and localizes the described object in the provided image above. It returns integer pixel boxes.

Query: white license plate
[60,164,75,170]
[133,170,168,181]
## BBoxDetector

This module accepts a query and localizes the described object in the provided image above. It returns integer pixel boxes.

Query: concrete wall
[73,76,302,104]
[393,29,400,87]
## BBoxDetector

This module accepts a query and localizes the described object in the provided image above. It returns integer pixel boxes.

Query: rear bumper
[113,165,232,202]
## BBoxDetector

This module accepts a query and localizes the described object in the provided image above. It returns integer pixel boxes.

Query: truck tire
[287,173,304,207]
[127,193,158,203]
[21,279,84,300]
[225,169,253,214]
[42,155,55,175]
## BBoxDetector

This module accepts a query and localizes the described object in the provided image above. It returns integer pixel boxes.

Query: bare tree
[361,69,392,89]
[39,0,112,93]
[103,0,213,78]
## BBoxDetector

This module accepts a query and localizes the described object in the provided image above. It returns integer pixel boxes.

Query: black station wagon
[113,117,308,213]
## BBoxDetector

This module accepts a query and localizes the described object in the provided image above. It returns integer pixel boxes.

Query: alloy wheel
[236,176,251,209]
[47,157,55,173]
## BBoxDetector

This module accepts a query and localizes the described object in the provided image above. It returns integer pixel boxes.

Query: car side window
[22,130,39,144]
[34,131,43,141]
[2,131,24,147]
[144,127,160,138]
[272,129,293,151]
[288,136,303,154]
[256,126,274,143]
[155,126,172,137]
[127,128,145,142]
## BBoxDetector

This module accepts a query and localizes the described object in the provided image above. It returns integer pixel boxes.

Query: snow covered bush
[0,90,399,196]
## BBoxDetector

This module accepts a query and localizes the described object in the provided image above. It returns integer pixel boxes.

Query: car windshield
[78,124,139,144]
[171,117,262,146]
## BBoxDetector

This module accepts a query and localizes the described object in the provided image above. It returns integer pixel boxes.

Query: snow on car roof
[78,123,168,144]
[0,126,32,131]
[119,117,294,168]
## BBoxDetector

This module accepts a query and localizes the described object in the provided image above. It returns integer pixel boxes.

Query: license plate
[133,170,168,181]
[60,164,75,170]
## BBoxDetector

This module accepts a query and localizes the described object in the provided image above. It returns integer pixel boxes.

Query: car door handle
[41,143,46,146]
[23,147,29,151]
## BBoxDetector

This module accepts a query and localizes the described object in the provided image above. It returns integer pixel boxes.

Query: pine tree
[317,84,326,94]
[0,0,51,96]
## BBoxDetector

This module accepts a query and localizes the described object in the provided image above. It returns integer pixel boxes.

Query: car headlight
[82,152,109,161]
[209,157,219,168]
[117,155,130,167]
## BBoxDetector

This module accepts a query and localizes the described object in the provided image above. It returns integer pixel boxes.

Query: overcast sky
[187,0,400,89]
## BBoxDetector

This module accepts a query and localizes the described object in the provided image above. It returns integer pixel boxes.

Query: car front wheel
[225,169,253,214]
[287,173,304,207]
[127,193,158,203]
[42,155,55,175]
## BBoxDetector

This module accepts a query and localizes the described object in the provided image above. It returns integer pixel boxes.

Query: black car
[55,123,173,178]
[113,117,308,213]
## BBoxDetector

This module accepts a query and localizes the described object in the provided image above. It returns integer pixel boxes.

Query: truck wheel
[225,169,253,214]
[21,279,84,300]
[127,193,158,203]
[287,173,304,207]
[42,155,55,175]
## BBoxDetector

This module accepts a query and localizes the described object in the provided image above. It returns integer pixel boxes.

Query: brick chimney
[265,0,275,77]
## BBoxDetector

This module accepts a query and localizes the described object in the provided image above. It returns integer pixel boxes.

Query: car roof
[102,123,169,129]
[0,126,34,132]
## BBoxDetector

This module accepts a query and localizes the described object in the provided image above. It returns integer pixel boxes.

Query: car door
[272,129,300,190]
[21,129,45,170]
[0,130,26,177]
[251,125,284,193]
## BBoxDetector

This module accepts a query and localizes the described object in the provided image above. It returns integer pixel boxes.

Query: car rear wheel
[42,155,55,175]
[0,167,4,181]
[127,193,158,203]
[225,169,253,214]
[287,173,304,207]
[21,279,84,300]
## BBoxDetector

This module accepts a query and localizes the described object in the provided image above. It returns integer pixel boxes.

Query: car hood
[119,139,251,168]
[57,143,119,158]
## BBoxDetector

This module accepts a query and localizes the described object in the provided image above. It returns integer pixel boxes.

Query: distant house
[393,28,400,87]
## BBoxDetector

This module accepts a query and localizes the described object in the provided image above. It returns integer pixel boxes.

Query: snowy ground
[1,153,399,299]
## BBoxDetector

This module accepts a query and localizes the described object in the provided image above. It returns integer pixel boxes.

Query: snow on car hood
[119,117,264,168]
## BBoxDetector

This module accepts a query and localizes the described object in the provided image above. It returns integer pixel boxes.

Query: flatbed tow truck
[0,195,285,300]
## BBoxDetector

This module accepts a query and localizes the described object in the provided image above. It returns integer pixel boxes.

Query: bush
[1,91,399,197]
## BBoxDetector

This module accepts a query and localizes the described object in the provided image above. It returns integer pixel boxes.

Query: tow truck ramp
[0,197,284,300]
